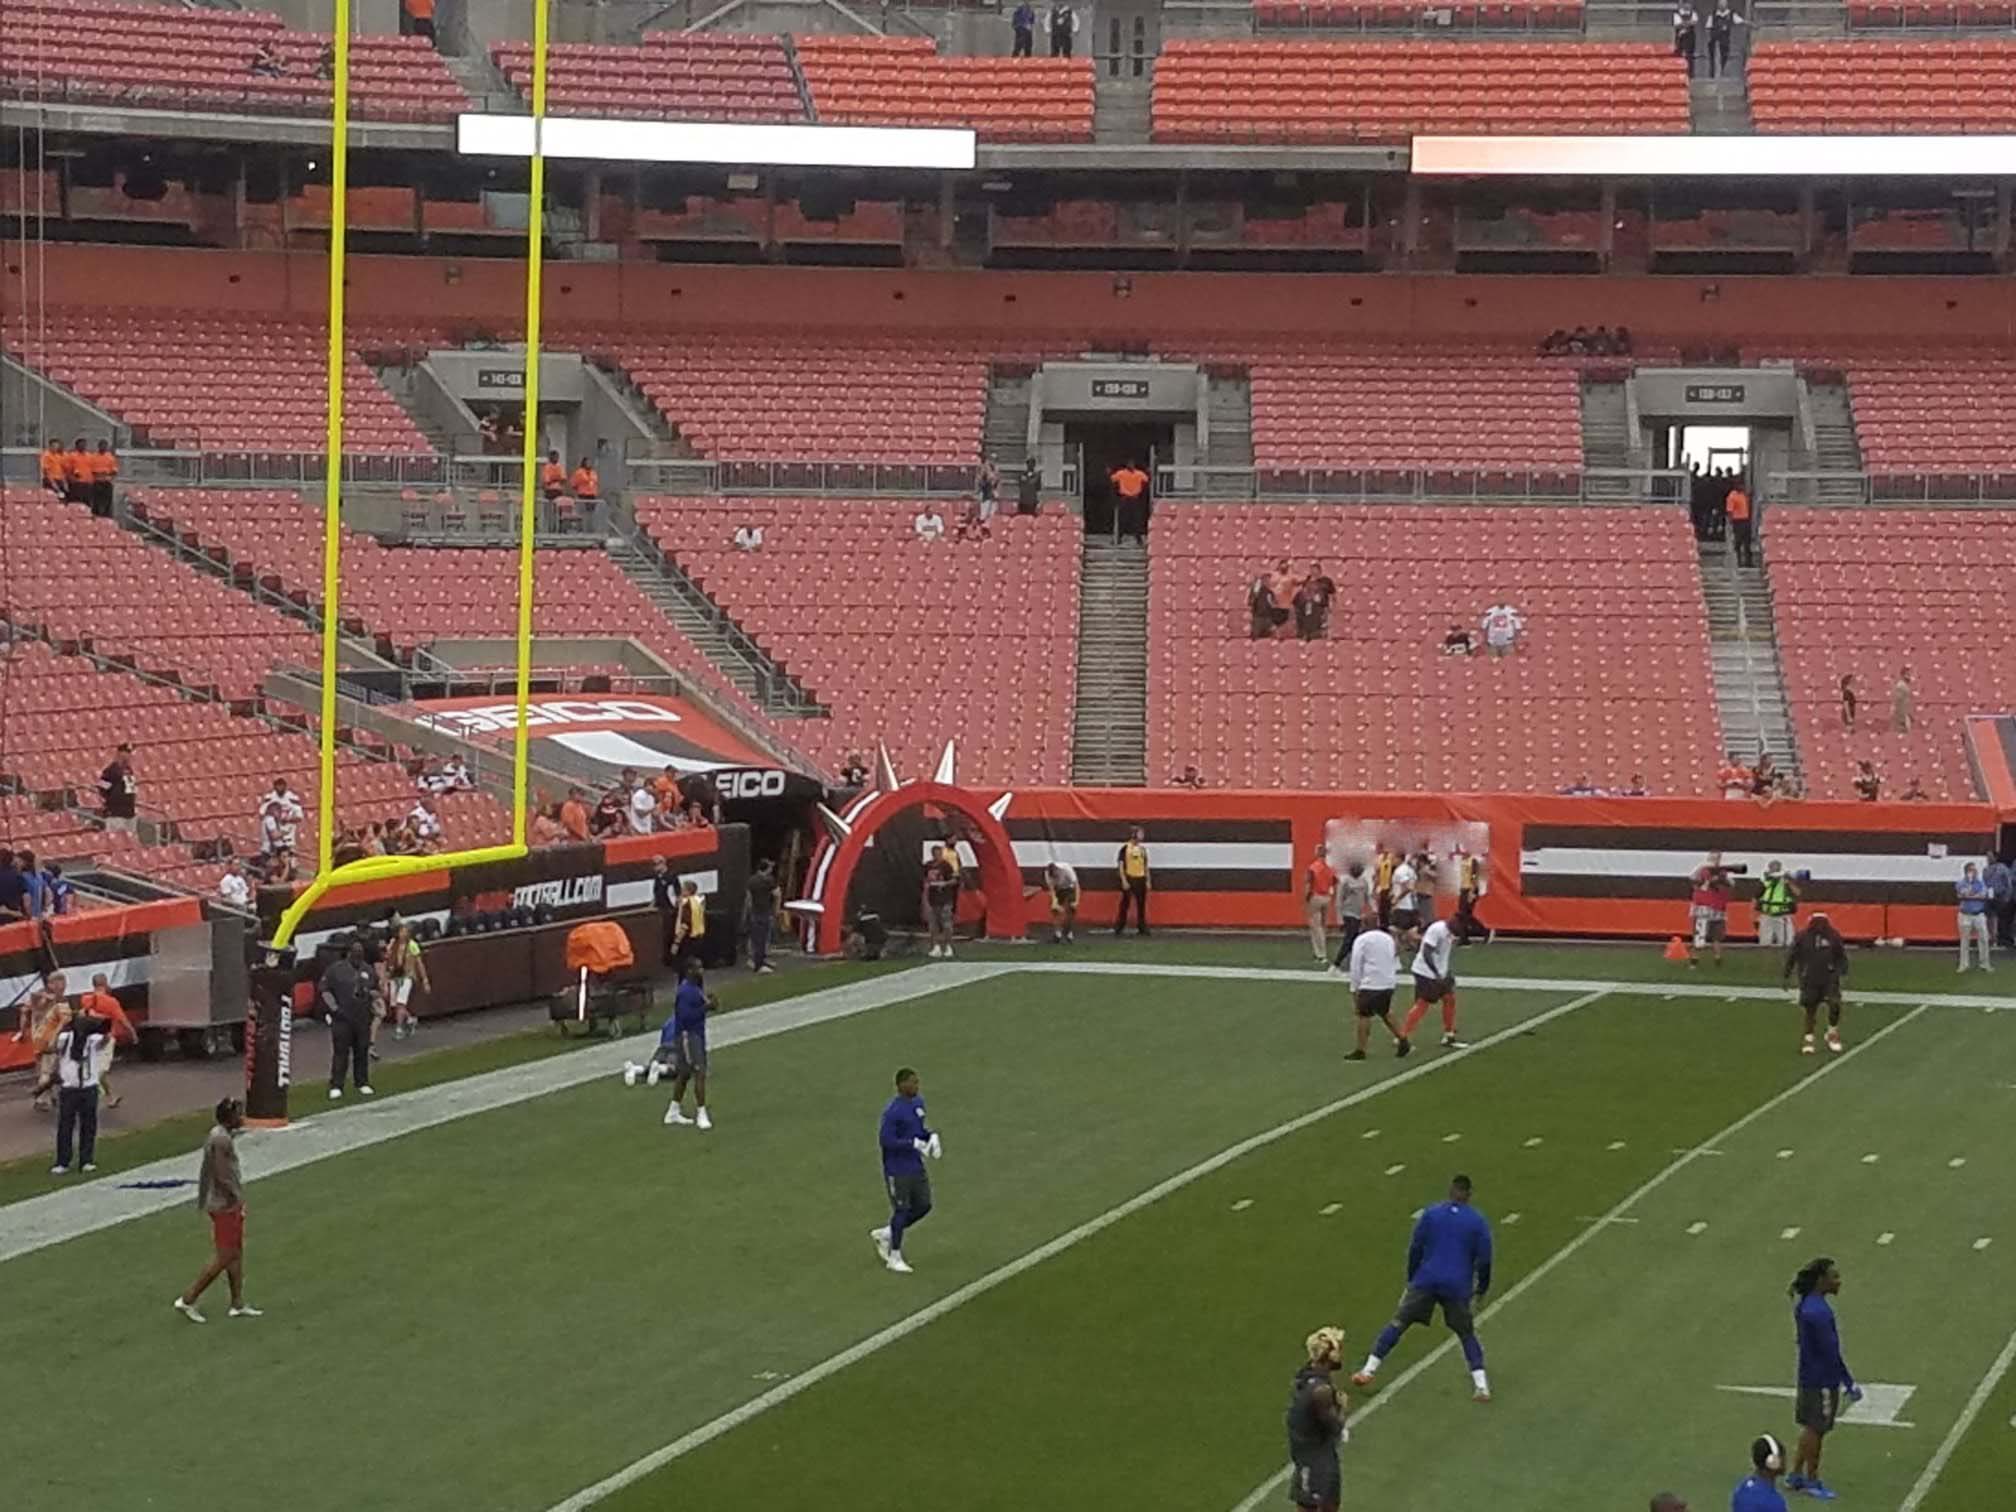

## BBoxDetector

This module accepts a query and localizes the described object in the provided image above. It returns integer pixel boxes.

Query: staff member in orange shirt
[63,436,94,503]
[88,439,119,516]
[403,0,436,41]
[570,457,599,501]
[39,437,67,496]
[558,785,592,841]
[1109,459,1150,543]
[1304,843,1339,965]
[1726,481,1754,567]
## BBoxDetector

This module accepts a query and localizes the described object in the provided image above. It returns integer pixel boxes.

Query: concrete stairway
[1689,67,1754,134]
[1069,537,1148,785]
[1204,373,1254,469]
[1803,379,1868,502]
[603,533,824,717]
[1697,535,1802,778]
[984,369,1034,467]
[1580,376,1636,499]
[1092,77,1153,145]
[594,360,700,458]
[440,46,519,112]
[374,364,459,460]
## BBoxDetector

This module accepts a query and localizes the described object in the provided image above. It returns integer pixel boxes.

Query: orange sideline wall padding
[1005,788,1999,944]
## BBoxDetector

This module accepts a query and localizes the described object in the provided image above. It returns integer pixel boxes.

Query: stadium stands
[1256,0,1583,27]
[1152,42,1690,143]
[490,34,802,122]
[1,0,467,122]
[637,497,1081,783]
[1,311,432,456]
[796,36,1095,142]
[4,489,318,702]
[1750,41,2016,133]
[1767,508,2015,802]
[1838,351,2016,477]
[1234,343,1586,472]
[1148,504,1721,792]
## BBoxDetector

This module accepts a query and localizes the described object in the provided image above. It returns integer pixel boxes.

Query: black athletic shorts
[1391,1284,1475,1335]
[1412,974,1455,1005]
[1354,987,1394,1019]
[1795,1386,1840,1436]
[1289,1452,1340,1510]
[886,1170,932,1216]
[1798,979,1843,1012]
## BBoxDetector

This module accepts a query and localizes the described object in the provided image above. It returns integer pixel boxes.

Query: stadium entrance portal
[1672,424,1752,479]
[1072,420,1171,539]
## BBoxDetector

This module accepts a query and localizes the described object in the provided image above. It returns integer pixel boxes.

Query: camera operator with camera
[1689,851,1746,967]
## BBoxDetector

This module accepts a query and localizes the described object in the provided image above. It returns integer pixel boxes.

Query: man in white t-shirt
[733,524,764,552]
[913,508,945,543]
[258,779,303,859]
[1481,603,1524,658]
[1401,917,1467,1050]
[1346,924,1413,1061]
[1045,860,1079,944]
[1389,854,1418,927]
[407,796,443,852]
[216,861,251,910]
[627,780,659,835]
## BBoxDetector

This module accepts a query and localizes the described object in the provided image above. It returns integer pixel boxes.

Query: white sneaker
[228,1305,264,1319]
[696,1107,712,1131]
[49,1165,68,1176]
[1801,1036,1817,1055]
[82,1163,97,1172]
[328,1088,343,1101]
[885,1251,913,1274]
[664,1104,694,1127]
[1326,964,1344,977]
[1441,1034,1469,1049]
[173,1297,206,1324]
[646,1061,664,1087]
[622,1063,640,1088]
[1825,1030,1844,1053]
[943,947,954,960]
[871,1226,892,1261]
[756,965,775,975]
[358,1085,375,1097]
[1958,963,1971,973]
[930,944,945,959]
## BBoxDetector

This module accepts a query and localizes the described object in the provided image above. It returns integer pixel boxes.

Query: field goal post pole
[270,0,553,951]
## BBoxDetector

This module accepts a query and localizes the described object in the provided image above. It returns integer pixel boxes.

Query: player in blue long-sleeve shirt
[1352,1173,1495,1402]
[1732,1434,1792,1512]
[871,1066,940,1275]
[1786,1258,1859,1501]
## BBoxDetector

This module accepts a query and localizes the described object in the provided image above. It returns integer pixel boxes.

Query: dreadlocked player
[1782,911,1849,1056]
[1284,1326,1349,1512]
[1787,1257,1861,1501]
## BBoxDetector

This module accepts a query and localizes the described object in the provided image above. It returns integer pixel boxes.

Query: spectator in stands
[1049,0,1078,57]
[1248,571,1276,640]
[1619,772,1650,796]
[1706,0,1744,78]
[628,776,660,836]
[40,437,66,497]
[682,799,713,831]
[1750,752,1778,798]
[1018,456,1041,515]
[592,782,628,838]
[1838,672,1858,730]
[531,800,567,847]
[1726,479,1754,566]
[733,523,764,551]
[954,493,993,543]
[1718,753,1752,799]
[1853,761,1882,802]
[99,744,138,832]
[438,755,474,793]
[1294,563,1336,641]
[1267,559,1298,637]
[407,795,444,853]
[1539,330,1568,357]
[559,786,591,842]
[913,506,946,544]
[1173,764,1206,788]
[651,764,681,816]
[1111,459,1151,542]
[1481,602,1524,658]
[258,779,303,862]
[840,752,870,788]
[41,861,72,917]
[315,42,336,81]
[88,439,119,516]
[1443,624,1475,657]
[17,850,48,920]
[978,460,1001,526]
[403,0,437,42]
[1613,325,1634,355]
[570,457,599,515]
[1891,666,1914,734]
[249,41,286,77]
[1012,0,1038,56]
[0,848,28,919]
[217,860,252,909]
[1899,775,1929,802]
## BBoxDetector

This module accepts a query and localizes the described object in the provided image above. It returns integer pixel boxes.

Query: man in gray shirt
[322,942,375,1100]
[1330,861,1373,973]
[174,1096,260,1322]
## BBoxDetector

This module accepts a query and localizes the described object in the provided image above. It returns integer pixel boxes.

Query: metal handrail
[1765,470,2016,507]
[1152,463,1691,504]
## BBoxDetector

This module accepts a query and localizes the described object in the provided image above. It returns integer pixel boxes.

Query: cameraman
[1755,860,1801,950]
[1689,851,1742,968]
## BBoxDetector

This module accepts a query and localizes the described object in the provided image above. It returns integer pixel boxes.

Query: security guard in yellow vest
[673,878,707,965]
[1114,827,1151,937]
[1454,848,1486,943]
[1756,860,1799,950]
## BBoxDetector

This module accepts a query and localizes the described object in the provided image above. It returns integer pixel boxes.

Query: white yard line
[540,986,1616,1512]
[1897,1323,2016,1512]
[0,963,1020,1266]
[1222,1001,1935,1512]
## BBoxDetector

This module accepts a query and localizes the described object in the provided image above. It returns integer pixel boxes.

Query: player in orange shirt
[1304,843,1339,965]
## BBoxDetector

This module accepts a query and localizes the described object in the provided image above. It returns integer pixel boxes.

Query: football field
[4,944,2012,1512]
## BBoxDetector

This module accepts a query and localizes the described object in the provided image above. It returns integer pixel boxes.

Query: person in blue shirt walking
[1351,1173,1494,1402]
[1956,862,1993,973]
[659,963,714,1131]
[1732,1433,1790,1512]
[1786,1258,1858,1500]
[871,1066,941,1275]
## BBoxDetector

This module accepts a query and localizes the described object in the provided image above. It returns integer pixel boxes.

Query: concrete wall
[1,356,124,449]
[1036,360,1201,417]
[1630,366,1802,422]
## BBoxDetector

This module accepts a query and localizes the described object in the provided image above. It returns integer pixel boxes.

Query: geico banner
[1002,789,1999,944]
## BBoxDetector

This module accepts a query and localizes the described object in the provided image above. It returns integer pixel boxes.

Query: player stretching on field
[1400,915,1466,1050]
[660,963,714,1131]
[1782,911,1849,1056]
[871,1066,941,1274]
[173,1097,260,1323]
[1344,920,1411,1061]
[1285,1326,1350,1512]
[1353,1173,1493,1402]
[1787,1258,1860,1500]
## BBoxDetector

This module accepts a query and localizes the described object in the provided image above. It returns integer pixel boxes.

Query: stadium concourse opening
[1074,418,1169,538]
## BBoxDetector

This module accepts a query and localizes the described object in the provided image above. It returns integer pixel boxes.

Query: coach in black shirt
[321,944,375,1100]
[99,744,138,832]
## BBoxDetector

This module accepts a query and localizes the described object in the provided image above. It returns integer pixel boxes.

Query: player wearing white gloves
[871,1065,941,1274]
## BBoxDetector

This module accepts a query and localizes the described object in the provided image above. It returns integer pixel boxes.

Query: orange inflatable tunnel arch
[796,770,1024,956]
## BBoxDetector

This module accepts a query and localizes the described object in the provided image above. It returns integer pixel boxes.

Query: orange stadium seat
[637,498,1081,784]
[796,36,1095,143]
[1751,41,2016,133]
[1767,509,2016,802]
[490,34,804,122]
[1148,505,1722,792]
[2,0,468,123]
[1151,41,1690,143]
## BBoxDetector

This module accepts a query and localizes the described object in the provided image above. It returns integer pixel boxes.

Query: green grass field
[5,941,2011,1512]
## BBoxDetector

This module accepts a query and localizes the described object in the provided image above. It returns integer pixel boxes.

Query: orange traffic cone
[1663,936,1690,963]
